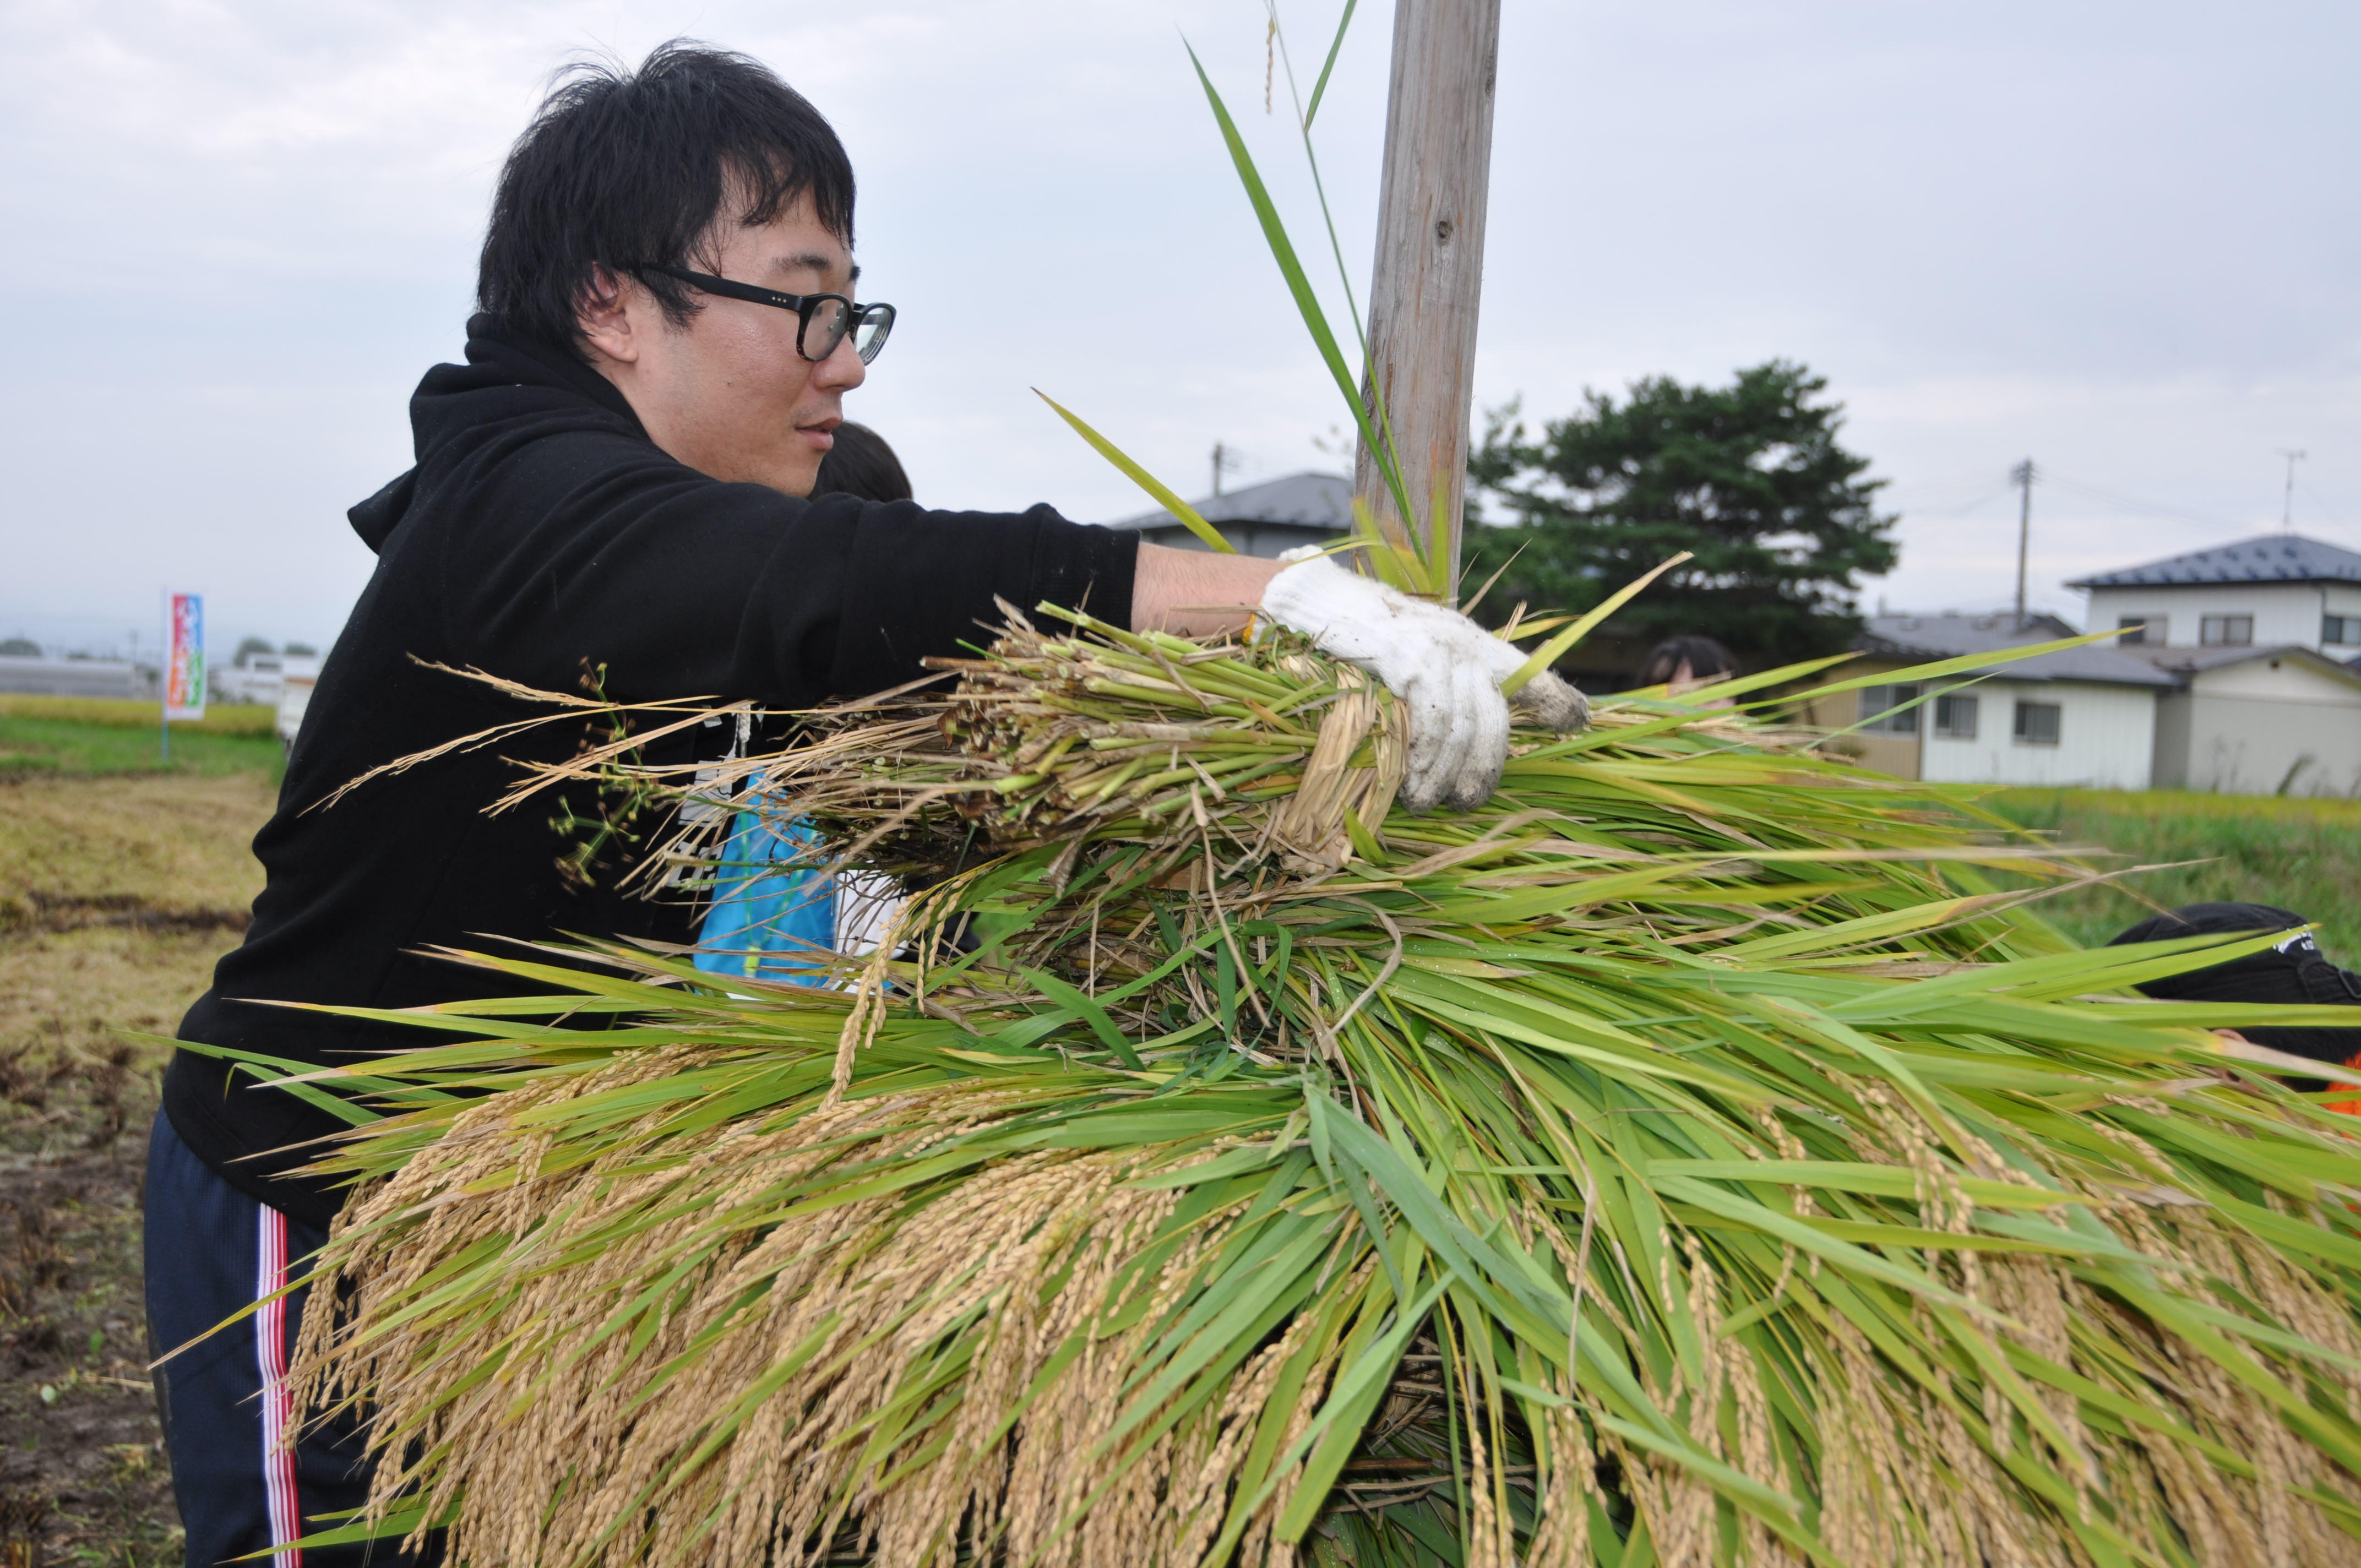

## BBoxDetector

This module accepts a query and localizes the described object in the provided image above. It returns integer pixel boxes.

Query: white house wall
[2153,662,2361,796]
[2085,582,2361,653]
[2182,655,2361,706]
[2152,693,2194,790]
[1916,679,2156,790]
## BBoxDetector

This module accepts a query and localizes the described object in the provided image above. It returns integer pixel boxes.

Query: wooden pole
[1354,0,1503,598]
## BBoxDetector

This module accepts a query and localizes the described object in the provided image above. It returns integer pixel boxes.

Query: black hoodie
[163,315,1135,1227]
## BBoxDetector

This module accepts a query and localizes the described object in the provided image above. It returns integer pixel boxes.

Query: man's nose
[813,331,867,391]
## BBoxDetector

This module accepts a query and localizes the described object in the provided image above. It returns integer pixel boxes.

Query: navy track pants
[144,1110,439,1568]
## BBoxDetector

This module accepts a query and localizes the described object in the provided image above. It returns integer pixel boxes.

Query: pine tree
[1467,361,1897,674]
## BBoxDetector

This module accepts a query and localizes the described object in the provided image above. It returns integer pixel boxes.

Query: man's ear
[576,265,639,366]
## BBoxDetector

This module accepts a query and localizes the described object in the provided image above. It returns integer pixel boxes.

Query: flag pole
[159,586,170,764]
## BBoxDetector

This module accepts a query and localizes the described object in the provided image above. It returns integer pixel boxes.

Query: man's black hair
[814,423,914,504]
[478,41,856,356]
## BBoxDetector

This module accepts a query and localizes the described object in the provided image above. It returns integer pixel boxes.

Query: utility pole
[2010,458,2037,631]
[1210,441,1238,499]
[2276,448,2306,532]
[1355,0,1503,596]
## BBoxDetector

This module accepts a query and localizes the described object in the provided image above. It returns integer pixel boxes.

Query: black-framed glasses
[635,264,896,364]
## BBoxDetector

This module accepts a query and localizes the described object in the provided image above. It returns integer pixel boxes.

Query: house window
[2012,700,2061,746]
[2116,615,2164,645]
[2324,615,2361,647]
[1932,693,1978,739]
[1857,683,1921,734]
[2199,614,2254,646]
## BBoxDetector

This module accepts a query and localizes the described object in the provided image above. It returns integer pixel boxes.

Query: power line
[1894,483,2013,519]
[2039,472,2245,532]
[2293,473,2351,530]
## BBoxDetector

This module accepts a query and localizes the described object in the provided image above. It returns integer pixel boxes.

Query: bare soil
[1,771,273,1566]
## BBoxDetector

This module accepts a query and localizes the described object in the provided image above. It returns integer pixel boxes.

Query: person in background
[2108,902,2361,1107]
[813,420,912,503]
[1636,634,1738,698]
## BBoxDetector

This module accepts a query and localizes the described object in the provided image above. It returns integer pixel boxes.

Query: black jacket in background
[165,315,1135,1227]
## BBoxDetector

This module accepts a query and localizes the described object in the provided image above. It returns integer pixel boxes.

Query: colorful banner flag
[165,591,206,722]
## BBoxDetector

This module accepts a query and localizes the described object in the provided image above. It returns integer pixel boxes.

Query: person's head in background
[2109,902,2361,1106]
[1638,635,1738,696]
[812,421,912,503]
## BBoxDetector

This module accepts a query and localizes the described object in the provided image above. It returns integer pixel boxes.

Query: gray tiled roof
[1859,613,2180,688]
[2066,533,2361,589]
[1102,471,1354,532]
[2126,642,2361,687]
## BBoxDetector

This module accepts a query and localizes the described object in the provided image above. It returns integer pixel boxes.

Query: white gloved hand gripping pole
[1258,548,1590,813]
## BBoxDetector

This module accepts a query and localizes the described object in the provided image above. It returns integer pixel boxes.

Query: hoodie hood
[346,314,644,556]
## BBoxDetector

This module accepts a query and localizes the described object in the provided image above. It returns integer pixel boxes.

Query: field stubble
[1,768,271,1566]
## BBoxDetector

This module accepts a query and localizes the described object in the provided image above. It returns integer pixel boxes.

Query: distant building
[1101,471,1354,558]
[2064,533,2361,793]
[2069,533,2361,657]
[213,652,320,708]
[1805,613,2177,789]
[1813,533,2361,794]
[0,655,146,699]
[276,666,318,748]
[2137,644,2361,794]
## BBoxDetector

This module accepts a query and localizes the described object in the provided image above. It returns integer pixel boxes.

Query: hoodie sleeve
[422,412,1136,706]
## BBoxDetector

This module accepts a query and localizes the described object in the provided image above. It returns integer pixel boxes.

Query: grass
[0,770,274,1567]
[1992,787,2361,958]
[0,696,279,735]
[0,708,284,780]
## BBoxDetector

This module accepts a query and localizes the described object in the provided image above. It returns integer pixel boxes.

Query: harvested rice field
[1,769,273,1567]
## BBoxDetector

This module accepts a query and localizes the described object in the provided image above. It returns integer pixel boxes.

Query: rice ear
[276,620,2361,1566]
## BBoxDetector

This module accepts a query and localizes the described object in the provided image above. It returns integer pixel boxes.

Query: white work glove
[1259,548,1590,813]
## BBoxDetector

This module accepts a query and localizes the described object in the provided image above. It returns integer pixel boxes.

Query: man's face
[579,193,866,497]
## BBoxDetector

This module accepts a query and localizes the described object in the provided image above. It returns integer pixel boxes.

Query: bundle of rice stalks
[230,612,2361,1568]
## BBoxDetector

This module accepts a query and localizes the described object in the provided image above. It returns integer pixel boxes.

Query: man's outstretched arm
[1128,541,1282,635]
[1129,542,1590,813]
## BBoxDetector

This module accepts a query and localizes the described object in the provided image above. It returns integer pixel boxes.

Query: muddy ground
[2,770,273,1566]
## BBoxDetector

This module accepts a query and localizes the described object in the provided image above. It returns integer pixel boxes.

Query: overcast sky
[2,0,2354,657]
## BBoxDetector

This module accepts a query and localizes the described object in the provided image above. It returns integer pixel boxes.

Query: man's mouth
[797,417,839,453]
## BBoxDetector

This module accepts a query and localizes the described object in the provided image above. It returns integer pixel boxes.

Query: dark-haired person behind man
[142,41,1587,1567]
[814,419,913,503]
[1636,634,1737,693]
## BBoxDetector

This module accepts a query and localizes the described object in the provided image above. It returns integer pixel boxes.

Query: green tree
[232,636,276,666]
[1466,361,1897,674]
[0,636,40,657]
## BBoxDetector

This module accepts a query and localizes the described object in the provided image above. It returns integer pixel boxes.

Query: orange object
[2330,1053,2361,1116]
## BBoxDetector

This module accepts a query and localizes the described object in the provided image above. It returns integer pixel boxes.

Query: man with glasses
[144,41,1582,1567]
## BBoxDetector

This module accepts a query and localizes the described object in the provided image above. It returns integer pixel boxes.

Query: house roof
[2066,533,2361,589]
[2125,642,2361,689]
[1102,471,1354,532]
[1858,613,2180,688]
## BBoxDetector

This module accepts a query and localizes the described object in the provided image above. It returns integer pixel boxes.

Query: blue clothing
[693,810,836,984]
